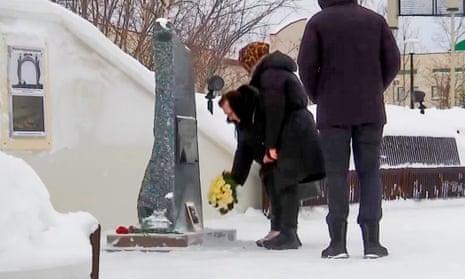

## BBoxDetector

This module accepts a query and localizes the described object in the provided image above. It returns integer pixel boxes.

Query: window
[11,95,45,135]
[433,68,450,73]
[431,86,440,100]
[398,69,417,75]
[396,87,405,101]
[432,68,463,78]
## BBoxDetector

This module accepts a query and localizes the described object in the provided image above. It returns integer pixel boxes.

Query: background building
[224,18,465,109]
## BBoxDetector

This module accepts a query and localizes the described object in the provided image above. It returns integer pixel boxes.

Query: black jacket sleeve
[380,19,401,90]
[231,133,254,185]
[297,19,320,104]
[260,69,286,150]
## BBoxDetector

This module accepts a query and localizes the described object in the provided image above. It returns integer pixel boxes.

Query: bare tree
[424,57,452,109]
[53,0,296,91]
[169,0,296,91]
[395,17,420,106]
[432,17,465,50]
[53,0,167,66]
[374,0,420,106]
[432,17,465,107]
[372,0,420,106]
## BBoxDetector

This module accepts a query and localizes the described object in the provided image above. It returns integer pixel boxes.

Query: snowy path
[100,199,465,279]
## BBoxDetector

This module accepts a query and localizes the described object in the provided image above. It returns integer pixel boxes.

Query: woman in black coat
[219,45,325,250]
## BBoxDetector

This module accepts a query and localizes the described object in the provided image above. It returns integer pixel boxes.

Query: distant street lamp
[409,51,414,109]
[414,90,426,115]
[403,38,419,109]
[448,0,460,108]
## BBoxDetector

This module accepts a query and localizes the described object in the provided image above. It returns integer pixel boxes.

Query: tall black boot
[257,168,282,247]
[263,184,300,250]
[361,223,388,258]
[263,227,300,250]
[261,167,282,231]
[321,222,349,258]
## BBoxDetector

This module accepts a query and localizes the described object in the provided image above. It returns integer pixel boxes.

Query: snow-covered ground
[100,198,465,279]
[0,151,98,274]
[3,146,465,279]
[1,1,465,278]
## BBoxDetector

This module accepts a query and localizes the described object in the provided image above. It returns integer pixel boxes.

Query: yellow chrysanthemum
[215,178,225,188]
[222,193,234,205]
[208,172,239,214]
[223,185,232,194]
[215,200,225,209]
[208,193,217,205]
[208,175,224,205]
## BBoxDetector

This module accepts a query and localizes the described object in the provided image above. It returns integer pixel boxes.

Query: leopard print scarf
[238,42,270,73]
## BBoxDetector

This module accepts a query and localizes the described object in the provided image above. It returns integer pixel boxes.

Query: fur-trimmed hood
[250,51,297,85]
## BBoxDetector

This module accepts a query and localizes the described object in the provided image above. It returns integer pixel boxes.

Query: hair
[218,85,259,128]
[218,90,239,108]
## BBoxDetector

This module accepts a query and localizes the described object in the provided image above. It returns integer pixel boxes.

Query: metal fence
[262,167,465,211]
[303,167,465,207]
[380,136,460,166]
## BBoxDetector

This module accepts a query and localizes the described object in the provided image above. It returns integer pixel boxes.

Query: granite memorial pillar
[136,19,202,233]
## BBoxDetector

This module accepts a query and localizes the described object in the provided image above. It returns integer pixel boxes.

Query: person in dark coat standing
[297,0,401,259]
[219,43,326,250]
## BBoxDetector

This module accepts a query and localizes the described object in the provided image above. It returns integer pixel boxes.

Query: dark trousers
[319,124,384,226]
[261,166,299,230]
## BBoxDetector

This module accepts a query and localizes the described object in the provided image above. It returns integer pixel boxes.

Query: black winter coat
[297,0,401,129]
[231,51,326,188]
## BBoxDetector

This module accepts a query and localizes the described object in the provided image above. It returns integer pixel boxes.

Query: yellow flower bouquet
[208,171,239,215]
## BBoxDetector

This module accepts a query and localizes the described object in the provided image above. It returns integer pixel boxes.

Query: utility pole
[387,0,399,106]
[387,0,399,30]
[410,52,414,109]
[448,0,459,108]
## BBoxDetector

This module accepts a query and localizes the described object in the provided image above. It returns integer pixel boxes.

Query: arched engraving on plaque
[11,50,43,90]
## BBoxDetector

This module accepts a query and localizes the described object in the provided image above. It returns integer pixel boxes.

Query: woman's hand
[263,148,278,164]
[268,149,278,160]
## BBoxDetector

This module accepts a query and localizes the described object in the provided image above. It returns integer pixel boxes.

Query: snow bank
[199,95,465,167]
[0,151,98,271]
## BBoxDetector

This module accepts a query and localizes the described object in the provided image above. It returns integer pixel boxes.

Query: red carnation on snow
[115,226,129,234]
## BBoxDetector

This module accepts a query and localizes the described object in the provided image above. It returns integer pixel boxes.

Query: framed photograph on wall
[185,201,202,232]
[8,47,45,92]
[7,46,47,137]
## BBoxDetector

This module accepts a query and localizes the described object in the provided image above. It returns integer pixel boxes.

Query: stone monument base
[105,228,237,252]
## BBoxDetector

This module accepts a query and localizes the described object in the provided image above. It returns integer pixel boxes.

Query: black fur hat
[228,85,259,128]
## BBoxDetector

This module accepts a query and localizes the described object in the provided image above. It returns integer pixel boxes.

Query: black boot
[256,230,280,247]
[256,230,301,247]
[321,222,349,259]
[263,183,300,250]
[263,227,300,250]
[361,223,388,258]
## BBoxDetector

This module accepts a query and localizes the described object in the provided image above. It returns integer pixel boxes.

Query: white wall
[0,15,155,230]
[270,18,307,61]
[0,3,263,230]
[197,127,262,220]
